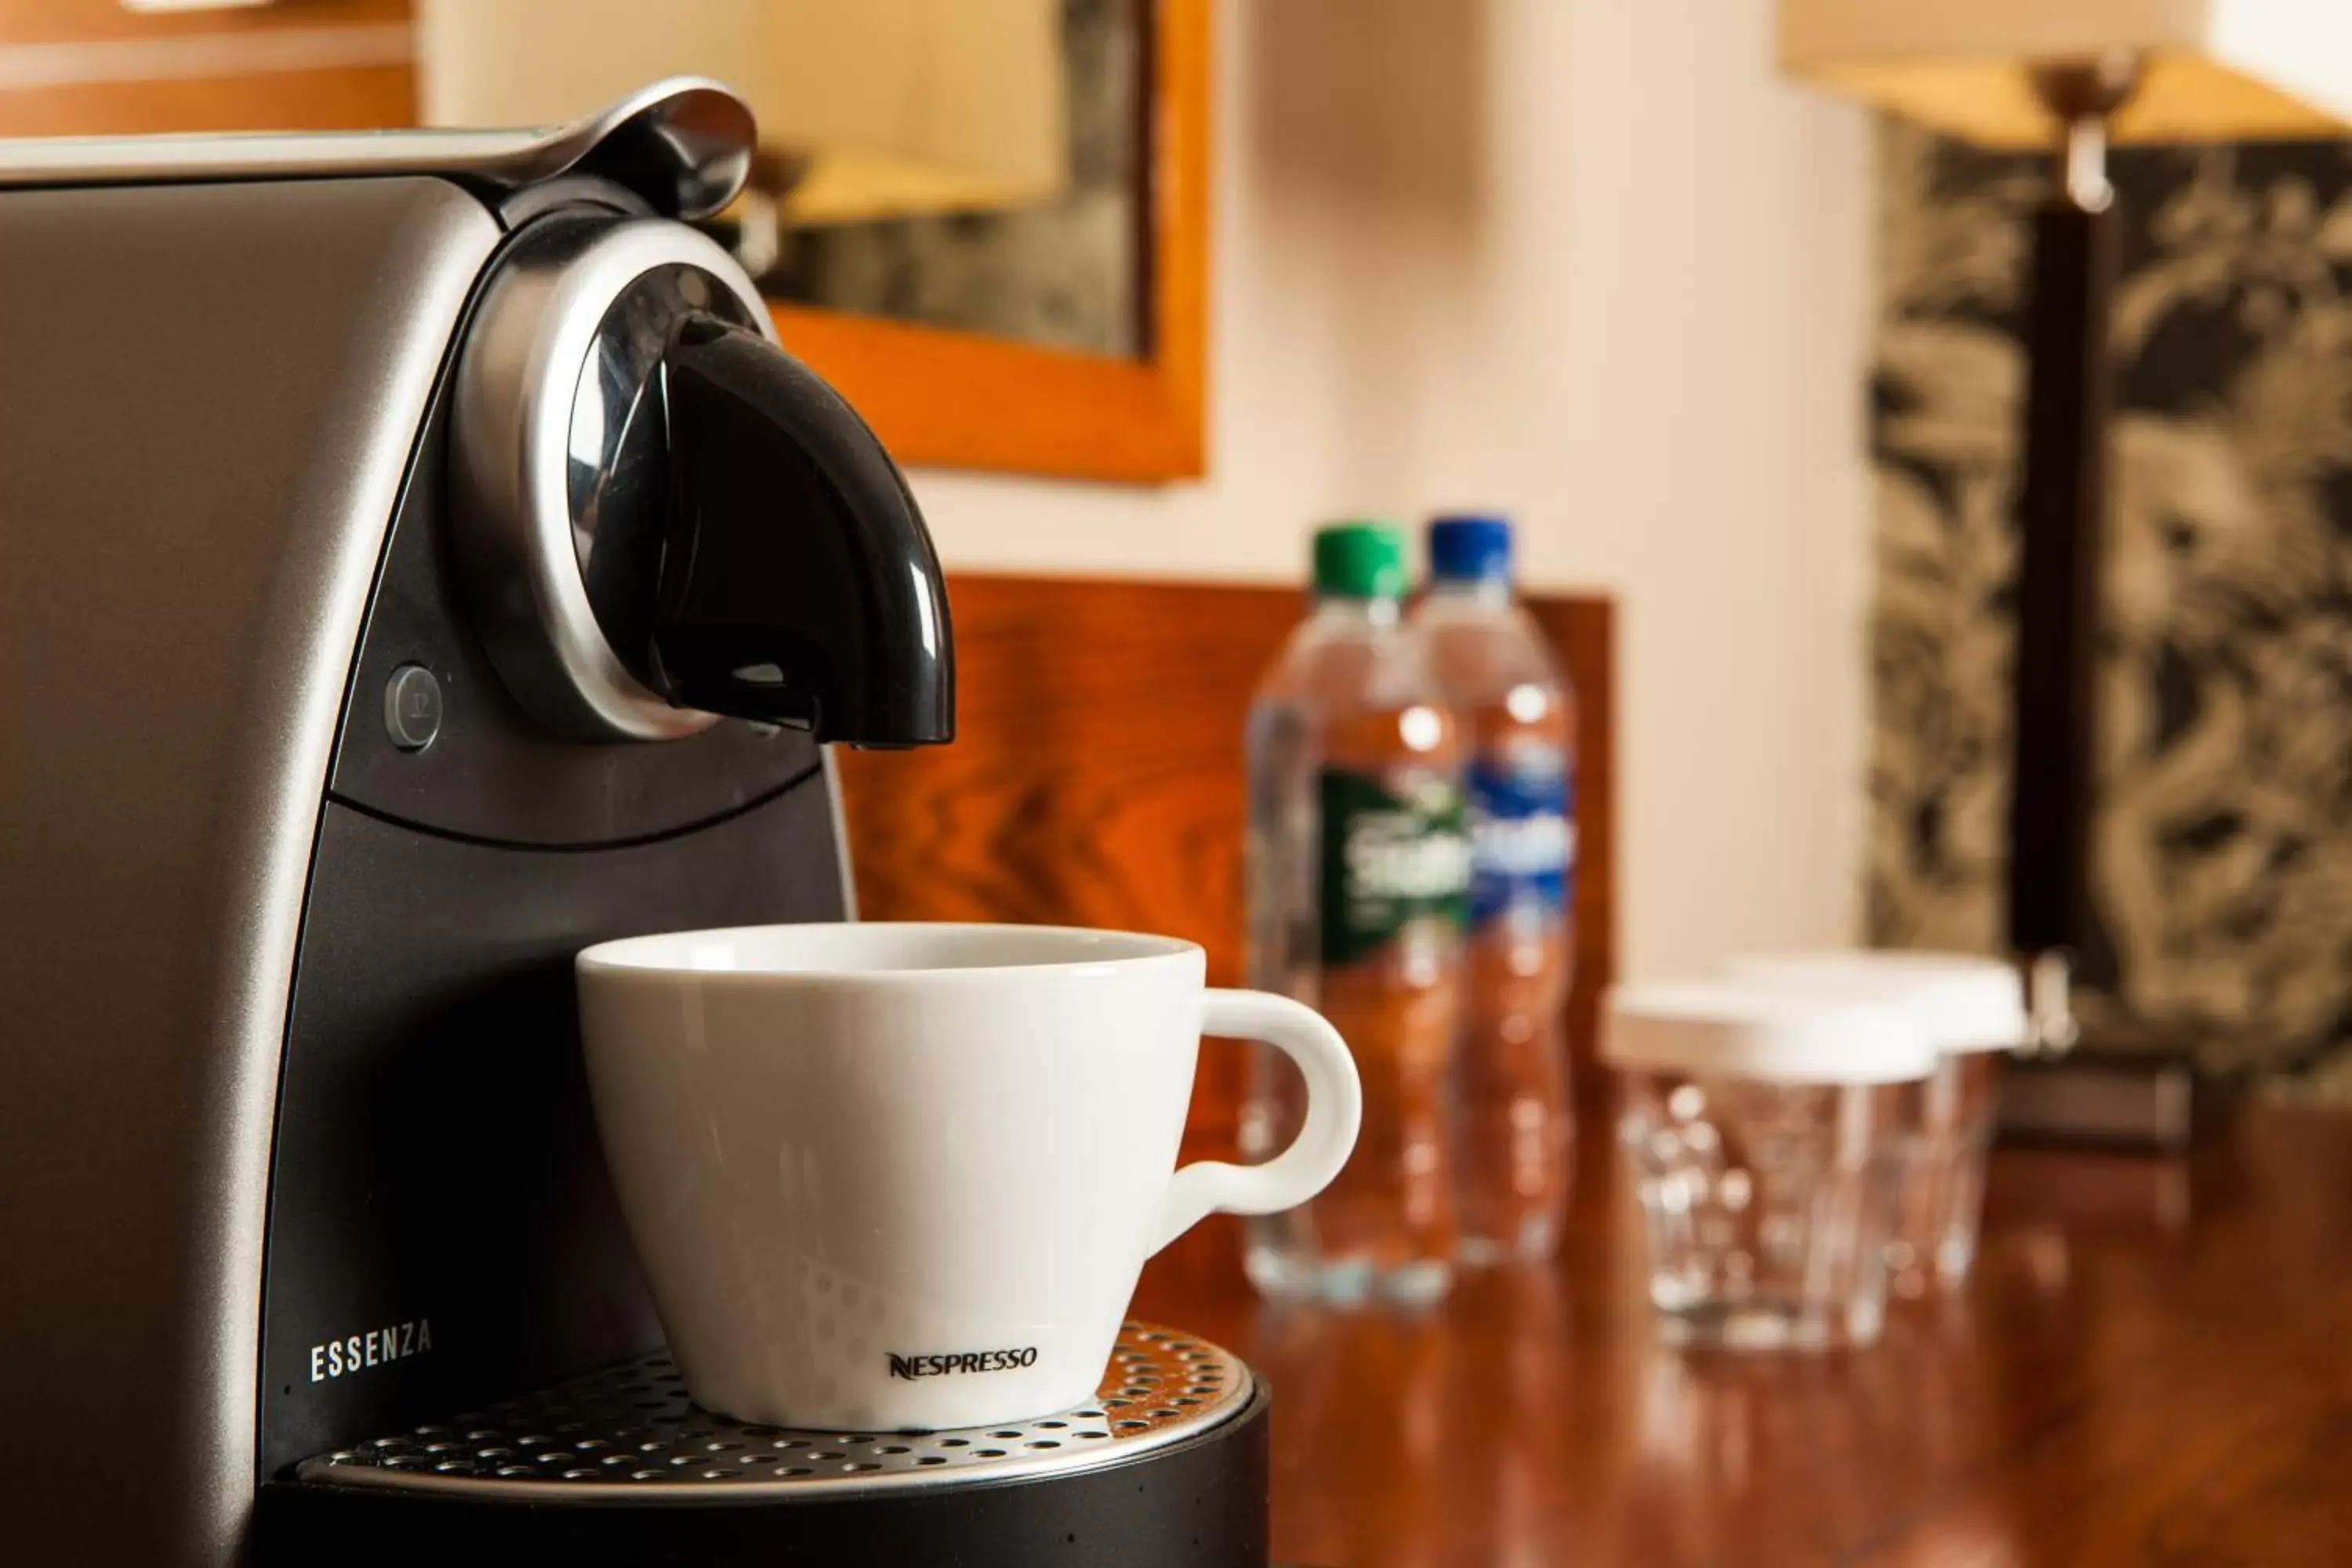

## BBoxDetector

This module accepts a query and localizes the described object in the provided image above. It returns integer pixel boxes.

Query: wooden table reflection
[1133,1103,2352,1566]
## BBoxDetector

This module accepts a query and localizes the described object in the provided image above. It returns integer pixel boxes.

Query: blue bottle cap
[1427,514,1514,584]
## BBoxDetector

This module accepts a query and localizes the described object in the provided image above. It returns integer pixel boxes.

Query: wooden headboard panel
[835,574,1616,1154]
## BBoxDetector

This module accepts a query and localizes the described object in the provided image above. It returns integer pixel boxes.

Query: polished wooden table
[1133,1104,2352,1566]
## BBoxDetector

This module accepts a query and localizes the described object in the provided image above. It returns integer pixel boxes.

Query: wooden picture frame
[768,0,1210,484]
[0,0,1211,485]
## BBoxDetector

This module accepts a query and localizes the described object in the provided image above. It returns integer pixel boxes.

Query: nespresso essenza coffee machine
[0,82,1265,1566]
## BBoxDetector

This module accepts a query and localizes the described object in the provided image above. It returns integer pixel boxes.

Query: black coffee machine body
[0,83,1263,1566]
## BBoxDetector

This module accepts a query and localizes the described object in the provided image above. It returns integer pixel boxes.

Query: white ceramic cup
[575,921,1362,1432]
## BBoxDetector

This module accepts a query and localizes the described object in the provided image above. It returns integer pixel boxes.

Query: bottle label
[1466,745,1573,927]
[1317,768,1469,966]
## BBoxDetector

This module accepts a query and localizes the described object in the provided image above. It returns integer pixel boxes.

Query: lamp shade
[1780,0,2352,144]
[414,0,1067,224]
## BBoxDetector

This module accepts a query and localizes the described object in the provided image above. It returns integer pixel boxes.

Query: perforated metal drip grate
[297,1322,1248,1499]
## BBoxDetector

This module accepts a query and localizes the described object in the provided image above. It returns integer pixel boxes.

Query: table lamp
[1779,1,2352,1144]
[415,0,1067,264]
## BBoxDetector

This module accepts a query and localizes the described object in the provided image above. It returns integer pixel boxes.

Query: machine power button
[383,664,444,752]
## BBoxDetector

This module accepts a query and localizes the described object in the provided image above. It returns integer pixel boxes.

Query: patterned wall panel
[1875,126,2352,1095]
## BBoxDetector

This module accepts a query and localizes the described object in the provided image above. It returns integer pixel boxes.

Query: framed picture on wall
[749,0,1210,484]
[0,0,1210,484]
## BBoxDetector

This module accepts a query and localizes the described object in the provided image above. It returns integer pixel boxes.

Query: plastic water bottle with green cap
[1240,521,1468,1305]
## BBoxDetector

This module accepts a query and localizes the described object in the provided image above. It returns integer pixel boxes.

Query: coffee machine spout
[641,313,955,747]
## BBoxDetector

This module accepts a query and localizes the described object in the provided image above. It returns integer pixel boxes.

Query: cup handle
[1151,989,1363,1254]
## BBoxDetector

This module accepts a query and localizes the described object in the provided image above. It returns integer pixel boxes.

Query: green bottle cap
[1312,521,1407,600]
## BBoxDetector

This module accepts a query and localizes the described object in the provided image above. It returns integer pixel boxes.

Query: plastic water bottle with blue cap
[1414,514,1577,1265]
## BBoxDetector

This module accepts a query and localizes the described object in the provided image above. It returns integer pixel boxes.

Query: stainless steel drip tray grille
[297,1322,1249,1501]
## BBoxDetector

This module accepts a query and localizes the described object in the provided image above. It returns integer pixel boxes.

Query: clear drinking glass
[1719,952,2024,1297]
[1617,1069,1915,1350]
[1888,1051,2002,1294]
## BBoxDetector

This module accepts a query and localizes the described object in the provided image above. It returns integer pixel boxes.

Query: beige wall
[902,0,1876,980]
